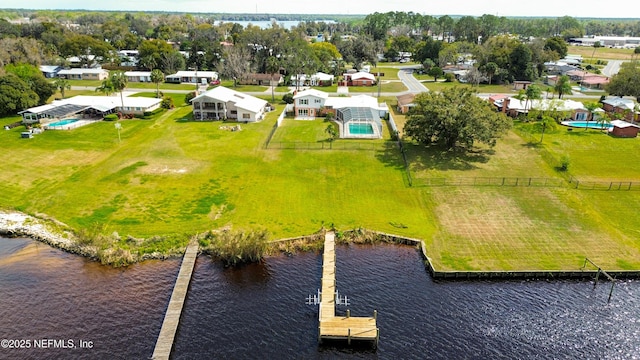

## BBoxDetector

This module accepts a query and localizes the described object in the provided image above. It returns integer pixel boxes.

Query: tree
[0,74,39,116]
[5,63,56,105]
[606,62,640,101]
[96,78,115,96]
[538,115,555,143]
[60,34,114,68]
[265,57,280,103]
[428,66,444,81]
[554,75,572,99]
[150,69,164,99]
[53,78,71,99]
[524,84,543,112]
[583,101,602,130]
[509,43,535,81]
[591,41,602,60]
[325,123,338,144]
[404,87,512,149]
[220,46,251,87]
[482,62,498,85]
[544,37,568,59]
[109,71,128,115]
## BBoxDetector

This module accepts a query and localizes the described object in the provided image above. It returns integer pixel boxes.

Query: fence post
[629,182,633,191]
[529,178,532,186]
[609,182,613,190]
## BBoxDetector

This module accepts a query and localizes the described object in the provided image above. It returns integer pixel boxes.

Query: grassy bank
[2,94,640,271]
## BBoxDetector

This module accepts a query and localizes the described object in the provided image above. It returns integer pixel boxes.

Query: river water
[1,237,639,359]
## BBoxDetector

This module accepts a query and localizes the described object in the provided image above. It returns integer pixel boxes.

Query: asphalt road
[601,60,623,77]
[397,67,429,93]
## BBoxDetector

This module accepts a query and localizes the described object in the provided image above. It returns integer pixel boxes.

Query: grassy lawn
[3,95,640,271]
[423,81,517,93]
[371,67,400,80]
[567,46,635,60]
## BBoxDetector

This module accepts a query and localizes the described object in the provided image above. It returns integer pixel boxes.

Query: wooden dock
[151,241,199,360]
[318,232,378,345]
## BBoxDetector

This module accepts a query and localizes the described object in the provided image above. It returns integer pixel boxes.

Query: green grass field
[2,96,640,271]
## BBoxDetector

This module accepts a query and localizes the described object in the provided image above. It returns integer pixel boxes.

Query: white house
[58,68,109,81]
[166,71,218,84]
[39,65,62,78]
[19,95,162,123]
[309,72,334,86]
[292,89,387,139]
[125,71,152,83]
[190,86,268,122]
[495,97,589,120]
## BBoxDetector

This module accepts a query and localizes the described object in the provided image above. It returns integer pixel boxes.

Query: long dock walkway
[152,241,199,360]
[319,232,378,344]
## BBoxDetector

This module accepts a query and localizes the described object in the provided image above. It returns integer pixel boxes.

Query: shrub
[559,155,570,172]
[161,96,174,109]
[104,114,118,121]
[443,73,455,82]
[282,93,294,104]
[203,229,269,266]
[184,91,197,104]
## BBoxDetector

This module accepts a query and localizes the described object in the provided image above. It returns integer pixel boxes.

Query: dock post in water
[317,231,378,345]
[151,241,199,360]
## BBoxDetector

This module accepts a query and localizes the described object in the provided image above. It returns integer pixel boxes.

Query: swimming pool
[561,121,613,129]
[348,123,375,135]
[48,119,79,127]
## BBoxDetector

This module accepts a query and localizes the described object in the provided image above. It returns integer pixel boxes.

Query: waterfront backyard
[1,97,639,271]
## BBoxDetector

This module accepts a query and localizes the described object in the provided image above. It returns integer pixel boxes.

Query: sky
[1,0,637,18]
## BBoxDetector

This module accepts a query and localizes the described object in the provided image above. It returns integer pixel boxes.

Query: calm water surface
[1,237,639,359]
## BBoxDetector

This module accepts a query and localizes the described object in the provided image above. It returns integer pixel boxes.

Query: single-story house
[513,81,532,91]
[190,86,268,122]
[19,95,162,123]
[39,65,62,78]
[396,93,416,114]
[580,75,610,89]
[566,69,591,82]
[238,73,283,86]
[609,120,640,138]
[118,50,139,67]
[544,61,578,75]
[125,71,152,83]
[58,68,109,81]
[341,71,376,86]
[495,97,589,120]
[602,97,639,122]
[292,89,387,138]
[166,71,218,84]
[309,72,334,86]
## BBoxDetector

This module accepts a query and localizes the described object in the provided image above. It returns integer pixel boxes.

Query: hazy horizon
[1,0,639,19]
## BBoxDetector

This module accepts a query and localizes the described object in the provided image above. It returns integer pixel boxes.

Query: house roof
[326,94,383,111]
[488,94,510,102]
[39,65,61,73]
[55,95,162,110]
[396,93,416,107]
[347,72,376,81]
[602,97,636,110]
[610,120,640,129]
[311,72,334,81]
[293,89,330,100]
[192,86,267,114]
[498,98,587,112]
[581,76,609,85]
[166,71,218,79]
[124,71,152,77]
[58,68,107,75]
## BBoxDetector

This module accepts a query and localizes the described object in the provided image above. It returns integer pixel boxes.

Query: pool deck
[43,119,99,130]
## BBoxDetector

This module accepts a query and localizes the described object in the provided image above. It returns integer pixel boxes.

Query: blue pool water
[561,121,613,129]
[349,123,374,135]
[48,119,79,127]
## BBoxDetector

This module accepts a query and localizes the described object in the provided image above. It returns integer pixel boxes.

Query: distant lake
[214,20,336,29]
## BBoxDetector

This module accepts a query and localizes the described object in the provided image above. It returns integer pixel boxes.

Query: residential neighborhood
[2,6,640,360]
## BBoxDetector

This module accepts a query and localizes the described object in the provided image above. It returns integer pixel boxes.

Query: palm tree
[554,75,572,99]
[524,84,542,114]
[150,69,164,99]
[109,71,128,115]
[96,78,115,96]
[265,57,280,103]
[483,62,498,85]
[584,101,601,130]
[53,78,71,99]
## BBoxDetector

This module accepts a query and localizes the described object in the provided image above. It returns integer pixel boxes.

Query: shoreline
[2,210,640,279]
[0,210,177,264]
